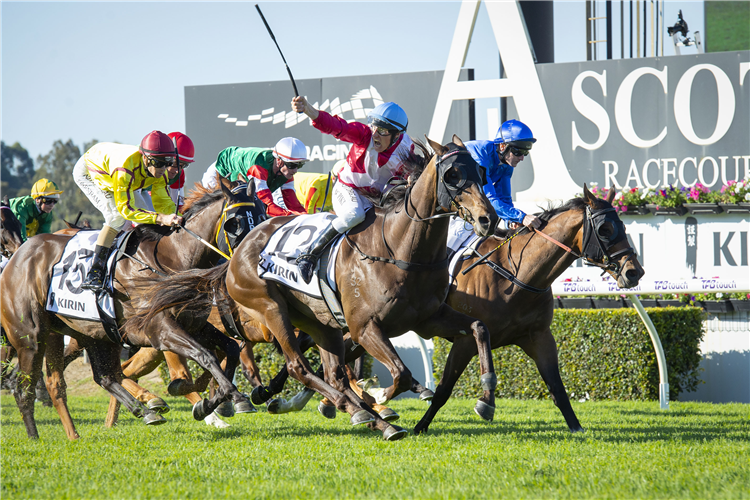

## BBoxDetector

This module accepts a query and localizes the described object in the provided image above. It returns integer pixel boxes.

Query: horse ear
[582,183,595,205]
[606,187,616,204]
[452,134,465,148]
[246,179,256,199]
[1,195,8,206]
[219,177,233,198]
[425,135,446,156]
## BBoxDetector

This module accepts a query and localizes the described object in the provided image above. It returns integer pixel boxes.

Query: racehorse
[0,197,24,387]
[410,185,644,433]
[0,180,265,439]
[132,136,499,440]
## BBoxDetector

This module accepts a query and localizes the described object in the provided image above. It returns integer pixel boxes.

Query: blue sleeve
[484,165,526,224]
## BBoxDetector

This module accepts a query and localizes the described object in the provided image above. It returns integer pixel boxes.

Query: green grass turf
[2,396,748,499]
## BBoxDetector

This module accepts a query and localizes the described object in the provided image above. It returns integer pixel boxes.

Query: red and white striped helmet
[168,132,195,164]
[272,137,308,164]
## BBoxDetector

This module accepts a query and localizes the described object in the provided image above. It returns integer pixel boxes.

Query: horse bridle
[347,145,486,271]
[215,184,266,258]
[404,143,486,227]
[535,205,638,280]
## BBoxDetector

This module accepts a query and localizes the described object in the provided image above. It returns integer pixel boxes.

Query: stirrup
[81,270,105,292]
[297,255,318,284]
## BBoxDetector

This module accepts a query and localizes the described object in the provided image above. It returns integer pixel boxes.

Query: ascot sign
[432,0,750,202]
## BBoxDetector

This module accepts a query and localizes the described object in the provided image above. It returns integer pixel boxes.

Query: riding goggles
[39,198,58,205]
[507,146,530,157]
[146,156,175,169]
[283,161,305,170]
[177,161,191,169]
[370,124,393,137]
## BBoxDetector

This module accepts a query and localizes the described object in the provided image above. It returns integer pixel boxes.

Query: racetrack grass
[2,396,748,499]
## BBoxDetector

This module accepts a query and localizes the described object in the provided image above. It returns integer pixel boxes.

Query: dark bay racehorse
[410,185,645,433]
[134,136,499,440]
[0,181,265,440]
[0,197,24,386]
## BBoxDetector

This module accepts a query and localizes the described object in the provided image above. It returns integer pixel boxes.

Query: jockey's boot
[296,224,340,284]
[81,243,112,292]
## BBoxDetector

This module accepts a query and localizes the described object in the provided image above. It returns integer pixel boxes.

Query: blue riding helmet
[367,102,408,133]
[494,119,537,149]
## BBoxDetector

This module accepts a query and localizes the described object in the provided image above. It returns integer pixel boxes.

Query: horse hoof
[167,379,189,397]
[143,411,167,426]
[419,389,434,401]
[234,400,257,414]
[205,412,230,429]
[318,401,337,419]
[350,410,376,426]
[192,399,209,421]
[146,398,170,414]
[250,386,271,405]
[571,426,586,434]
[378,408,400,422]
[267,398,283,414]
[383,425,408,441]
[474,400,495,422]
[215,401,235,418]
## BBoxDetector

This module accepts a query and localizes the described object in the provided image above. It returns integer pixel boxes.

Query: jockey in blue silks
[465,119,542,230]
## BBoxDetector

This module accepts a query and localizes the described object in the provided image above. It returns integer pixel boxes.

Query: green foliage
[719,179,750,204]
[644,185,688,207]
[34,139,104,231]
[706,1,750,52]
[433,308,705,401]
[2,396,749,499]
[1,141,35,199]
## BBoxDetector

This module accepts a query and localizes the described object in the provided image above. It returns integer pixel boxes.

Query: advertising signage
[536,51,750,193]
[184,70,472,189]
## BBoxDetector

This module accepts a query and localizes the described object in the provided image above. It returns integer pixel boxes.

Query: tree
[1,141,35,198]
[35,139,104,231]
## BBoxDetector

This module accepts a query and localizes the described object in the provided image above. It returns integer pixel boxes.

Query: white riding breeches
[330,182,372,234]
[73,155,128,231]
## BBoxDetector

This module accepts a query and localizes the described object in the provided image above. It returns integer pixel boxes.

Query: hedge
[432,307,706,401]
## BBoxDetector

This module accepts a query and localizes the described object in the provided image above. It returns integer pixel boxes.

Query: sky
[1,0,706,165]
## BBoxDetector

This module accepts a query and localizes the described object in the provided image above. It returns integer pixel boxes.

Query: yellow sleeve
[149,177,179,216]
[111,158,161,225]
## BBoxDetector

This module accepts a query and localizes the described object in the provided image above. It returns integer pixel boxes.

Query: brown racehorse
[408,185,645,433]
[132,136,499,440]
[0,198,24,387]
[0,180,265,440]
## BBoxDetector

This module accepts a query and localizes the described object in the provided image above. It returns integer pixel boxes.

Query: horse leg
[413,335,478,435]
[519,329,584,433]
[256,332,316,407]
[44,333,80,440]
[62,336,85,370]
[314,335,406,441]
[353,321,413,402]
[414,304,496,422]
[104,348,171,427]
[85,344,165,426]
[196,322,255,414]
[13,342,47,439]
[0,343,17,391]
[146,315,245,420]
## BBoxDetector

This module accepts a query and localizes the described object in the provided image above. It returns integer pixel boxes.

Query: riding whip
[255,4,299,97]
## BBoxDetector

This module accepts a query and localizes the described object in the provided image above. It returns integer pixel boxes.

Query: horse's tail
[127,262,230,333]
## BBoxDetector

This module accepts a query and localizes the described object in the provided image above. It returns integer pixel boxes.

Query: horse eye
[444,167,461,186]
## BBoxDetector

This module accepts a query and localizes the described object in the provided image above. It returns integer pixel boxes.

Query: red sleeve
[281,185,306,214]
[169,169,186,189]
[312,110,371,148]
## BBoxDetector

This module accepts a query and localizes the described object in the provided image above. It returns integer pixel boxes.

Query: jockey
[74,130,183,292]
[201,138,308,217]
[291,96,414,284]
[134,132,194,213]
[9,178,64,241]
[465,119,542,230]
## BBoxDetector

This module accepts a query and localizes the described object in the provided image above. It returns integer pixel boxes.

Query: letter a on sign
[429,0,580,202]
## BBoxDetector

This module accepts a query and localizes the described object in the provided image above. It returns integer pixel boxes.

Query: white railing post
[629,295,670,410]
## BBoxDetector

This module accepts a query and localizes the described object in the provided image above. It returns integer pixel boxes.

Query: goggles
[507,145,530,157]
[146,156,175,170]
[39,198,58,205]
[177,160,191,169]
[370,124,393,137]
[283,161,305,170]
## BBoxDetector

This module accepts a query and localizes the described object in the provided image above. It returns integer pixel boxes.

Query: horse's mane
[362,140,431,212]
[133,186,224,243]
